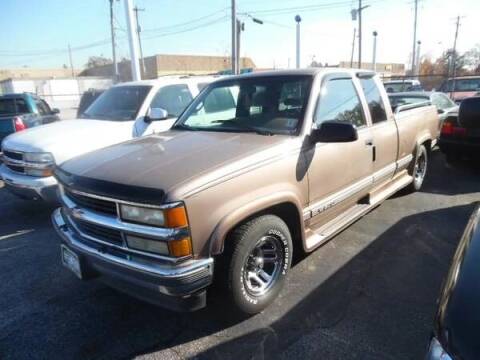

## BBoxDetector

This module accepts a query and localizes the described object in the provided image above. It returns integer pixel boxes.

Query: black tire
[225,215,293,315]
[407,144,428,192]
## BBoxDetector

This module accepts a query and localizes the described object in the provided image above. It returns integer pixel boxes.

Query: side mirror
[437,108,445,115]
[144,107,168,123]
[311,121,358,143]
[458,96,480,128]
[51,108,60,114]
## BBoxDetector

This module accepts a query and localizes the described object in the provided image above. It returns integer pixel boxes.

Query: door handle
[365,139,374,146]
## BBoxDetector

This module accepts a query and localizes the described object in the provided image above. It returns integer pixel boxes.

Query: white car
[0,75,218,202]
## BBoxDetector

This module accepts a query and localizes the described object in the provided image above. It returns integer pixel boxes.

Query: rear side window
[203,87,235,113]
[431,93,455,110]
[315,78,366,128]
[0,99,17,115]
[15,98,29,113]
[151,84,193,117]
[35,99,50,115]
[360,77,387,124]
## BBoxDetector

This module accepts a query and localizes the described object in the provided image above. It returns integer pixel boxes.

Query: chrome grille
[3,150,23,161]
[65,189,117,216]
[72,218,123,246]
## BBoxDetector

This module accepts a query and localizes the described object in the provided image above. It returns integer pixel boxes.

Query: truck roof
[212,68,374,80]
[117,75,223,87]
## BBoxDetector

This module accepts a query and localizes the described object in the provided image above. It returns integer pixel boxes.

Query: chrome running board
[304,173,413,252]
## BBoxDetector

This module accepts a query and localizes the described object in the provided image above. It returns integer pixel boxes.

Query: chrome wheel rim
[414,150,427,184]
[243,235,284,297]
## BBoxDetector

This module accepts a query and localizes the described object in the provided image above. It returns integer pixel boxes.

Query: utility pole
[236,19,244,73]
[411,0,418,75]
[372,31,378,72]
[451,15,462,93]
[124,0,141,81]
[352,2,369,69]
[231,0,238,74]
[416,40,421,77]
[295,15,302,69]
[68,44,75,78]
[133,6,146,77]
[109,0,118,82]
[358,0,362,68]
[350,27,356,68]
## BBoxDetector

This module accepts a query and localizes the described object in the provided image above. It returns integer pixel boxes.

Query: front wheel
[407,144,428,192]
[226,215,293,314]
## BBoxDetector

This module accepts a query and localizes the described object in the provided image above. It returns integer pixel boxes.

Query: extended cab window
[0,99,17,115]
[359,77,387,124]
[151,84,193,117]
[315,78,366,128]
[176,75,312,135]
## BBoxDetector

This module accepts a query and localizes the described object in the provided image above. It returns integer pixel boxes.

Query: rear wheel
[407,144,428,192]
[225,215,293,314]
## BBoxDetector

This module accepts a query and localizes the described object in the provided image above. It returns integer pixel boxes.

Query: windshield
[81,85,152,121]
[388,95,428,109]
[383,82,420,93]
[174,75,312,135]
[441,78,480,92]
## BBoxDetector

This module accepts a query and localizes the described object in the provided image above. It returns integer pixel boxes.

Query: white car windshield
[173,75,312,135]
[81,85,152,121]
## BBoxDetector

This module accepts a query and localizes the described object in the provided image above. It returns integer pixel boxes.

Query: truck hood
[2,119,133,164]
[59,130,294,200]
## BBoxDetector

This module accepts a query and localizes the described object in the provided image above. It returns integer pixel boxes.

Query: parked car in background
[52,69,439,314]
[388,91,458,130]
[439,96,480,162]
[426,205,480,360]
[76,88,104,117]
[439,76,480,104]
[0,75,218,202]
[383,79,423,93]
[0,93,60,144]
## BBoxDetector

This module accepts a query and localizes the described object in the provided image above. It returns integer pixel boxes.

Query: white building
[0,77,112,120]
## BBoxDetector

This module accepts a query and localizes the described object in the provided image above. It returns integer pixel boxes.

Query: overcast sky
[0,0,478,70]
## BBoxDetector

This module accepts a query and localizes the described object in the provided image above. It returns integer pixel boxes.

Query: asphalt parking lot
[0,149,479,360]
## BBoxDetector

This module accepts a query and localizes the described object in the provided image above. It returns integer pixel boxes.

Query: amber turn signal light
[165,206,188,228]
[168,237,193,257]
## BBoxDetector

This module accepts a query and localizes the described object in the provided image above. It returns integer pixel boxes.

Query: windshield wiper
[171,123,199,131]
[212,118,275,136]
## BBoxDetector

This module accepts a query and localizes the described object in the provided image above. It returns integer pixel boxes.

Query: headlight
[25,168,54,177]
[426,337,452,360]
[24,152,54,163]
[120,203,188,228]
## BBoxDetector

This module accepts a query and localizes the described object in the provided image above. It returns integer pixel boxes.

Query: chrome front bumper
[52,208,214,311]
[0,164,58,202]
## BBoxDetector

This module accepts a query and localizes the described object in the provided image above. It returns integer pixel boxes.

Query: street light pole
[295,15,301,69]
[231,0,238,74]
[372,31,378,72]
[109,0,118,82]
[124,0,141,81]
[134,6,146,78]
[411,0,418,74]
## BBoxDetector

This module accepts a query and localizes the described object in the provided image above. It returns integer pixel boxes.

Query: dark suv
[0,93,60,143]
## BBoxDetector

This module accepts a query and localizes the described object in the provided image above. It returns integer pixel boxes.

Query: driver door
[306,75,374,228]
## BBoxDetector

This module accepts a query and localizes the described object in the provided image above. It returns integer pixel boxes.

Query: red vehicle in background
[439,76,480,104]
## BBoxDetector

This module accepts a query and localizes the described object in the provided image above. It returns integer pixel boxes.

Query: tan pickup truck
[52,69,439,314]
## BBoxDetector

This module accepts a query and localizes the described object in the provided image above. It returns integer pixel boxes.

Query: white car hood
[2,119,134,164]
